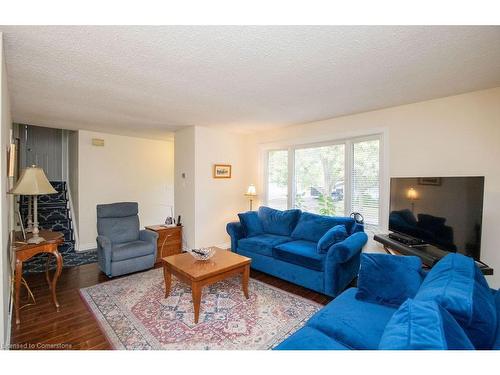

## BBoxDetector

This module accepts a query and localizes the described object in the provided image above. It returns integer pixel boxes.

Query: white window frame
[264,133,384,227]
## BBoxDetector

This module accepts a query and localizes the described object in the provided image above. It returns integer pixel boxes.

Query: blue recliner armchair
[96,202,158,277]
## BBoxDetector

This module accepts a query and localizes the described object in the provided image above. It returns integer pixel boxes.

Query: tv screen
[389,177,484,259]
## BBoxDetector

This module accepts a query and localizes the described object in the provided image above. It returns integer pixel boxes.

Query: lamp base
[27,235,45,244]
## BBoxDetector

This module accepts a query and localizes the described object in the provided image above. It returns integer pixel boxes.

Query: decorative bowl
[188,247,216,261]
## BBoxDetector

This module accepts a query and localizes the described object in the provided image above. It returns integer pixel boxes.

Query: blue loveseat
[226,206,368,297]
[276,253,500,350]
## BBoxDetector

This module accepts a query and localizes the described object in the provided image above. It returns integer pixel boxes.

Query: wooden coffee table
[162,248,251,323]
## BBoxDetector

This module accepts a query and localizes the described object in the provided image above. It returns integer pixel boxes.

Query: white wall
[194,126,254,248]
[67,130,79,247]
[252,87,500,287]
[174,127,196,249]
[77,130,174,250]
[0,32,13,348]
[174,126,256,249]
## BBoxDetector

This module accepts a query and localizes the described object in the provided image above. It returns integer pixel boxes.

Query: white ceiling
[1,26,500,139]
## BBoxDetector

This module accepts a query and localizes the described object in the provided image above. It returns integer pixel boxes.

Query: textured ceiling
[1,25,500,139]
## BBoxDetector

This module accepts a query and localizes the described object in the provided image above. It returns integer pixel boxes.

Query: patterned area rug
[80,268,321,350]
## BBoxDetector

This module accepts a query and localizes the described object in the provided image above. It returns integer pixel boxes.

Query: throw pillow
[379,299,474,350]
[415,253,497,349]
[317,225,348,253]
[356,254,423,307]
[238,211,264,237]
[257,206,301,236]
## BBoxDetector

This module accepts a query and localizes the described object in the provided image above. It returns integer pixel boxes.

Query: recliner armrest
[140,229,159,245]
[96,235,112,251]
[327,231,368,263]
[226,222,245,252]
[96,235,113,273]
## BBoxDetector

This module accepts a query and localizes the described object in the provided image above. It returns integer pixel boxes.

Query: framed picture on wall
[418,177,442,186]
[213,164,232,179]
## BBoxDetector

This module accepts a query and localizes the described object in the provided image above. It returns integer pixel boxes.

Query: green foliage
[295,194,305,210]
[268,150,288,187]
[318,194,336,216]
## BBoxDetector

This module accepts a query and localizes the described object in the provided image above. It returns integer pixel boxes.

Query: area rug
[80,268,322,350]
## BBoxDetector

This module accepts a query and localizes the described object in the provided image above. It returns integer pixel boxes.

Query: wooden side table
[145,225,182,264]
[12,230,64,325]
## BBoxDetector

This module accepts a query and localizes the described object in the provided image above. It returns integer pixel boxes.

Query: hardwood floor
[10,262,332,350]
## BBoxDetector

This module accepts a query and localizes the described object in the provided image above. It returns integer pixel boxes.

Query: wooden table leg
[14,260,23,325]
[50,251,63,311]
[192,282,202,324]
[242,265,250,299]
[45,254,51,288]
[163,265,172,298]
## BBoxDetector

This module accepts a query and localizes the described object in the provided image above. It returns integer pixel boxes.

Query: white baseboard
[77,242,97,252]
[5,291,12,350]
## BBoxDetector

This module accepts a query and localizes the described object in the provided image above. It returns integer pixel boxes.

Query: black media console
[373,233,493,276]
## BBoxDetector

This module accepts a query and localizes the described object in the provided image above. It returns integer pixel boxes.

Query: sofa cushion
[415,253,497,349]
[238,234,291,257]
[356,254,423,307]
[291,212,354,242]
[274,326,351,350]
[238,211,264,237]
[258,206,301,236]
[307,288,397,349]
[493,291,500,350]
[379,299,474,350]
[317,225,348,253]
[274,240,325,271]
[112,240,155,261]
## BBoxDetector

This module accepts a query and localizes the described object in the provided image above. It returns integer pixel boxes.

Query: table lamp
[9,165,56,244]
[406,187,418,213]
[244,184,257,211]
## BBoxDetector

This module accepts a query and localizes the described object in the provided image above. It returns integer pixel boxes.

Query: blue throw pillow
[415,253,497,349]
[356,254,423,307]
[317,225,348,253]
[258,206,301,236]
[238,211,264,237]
[379,299,474,350]
[291,212,355,242]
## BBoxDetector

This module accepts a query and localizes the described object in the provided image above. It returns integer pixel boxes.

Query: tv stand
[373,234,493,276]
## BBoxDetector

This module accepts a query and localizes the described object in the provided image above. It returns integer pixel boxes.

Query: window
[295,144,345,215]
[351,139,380,226]
[266,150,288,210]
[266,135,381,226]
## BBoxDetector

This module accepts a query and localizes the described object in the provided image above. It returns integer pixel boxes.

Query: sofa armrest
[226,221,245,252]
[327,231,368,264]
[323,231,368,296]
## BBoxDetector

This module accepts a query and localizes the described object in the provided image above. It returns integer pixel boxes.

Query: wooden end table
[162,248,251,324]
[12,230,64,325]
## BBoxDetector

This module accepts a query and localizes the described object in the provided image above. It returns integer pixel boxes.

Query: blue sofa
[96,202,158,277]
[226,206,368,297]
[276,253,500,350]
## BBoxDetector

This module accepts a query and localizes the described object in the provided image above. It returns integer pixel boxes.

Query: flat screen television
[389,176,484,260]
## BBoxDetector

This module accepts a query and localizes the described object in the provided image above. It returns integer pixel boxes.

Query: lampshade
[245,184,257,196]
[9,165,57,195]
[406,187,418,200]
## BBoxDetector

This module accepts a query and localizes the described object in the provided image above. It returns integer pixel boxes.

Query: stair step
[20,209,70,223]
[18,180,95,274]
